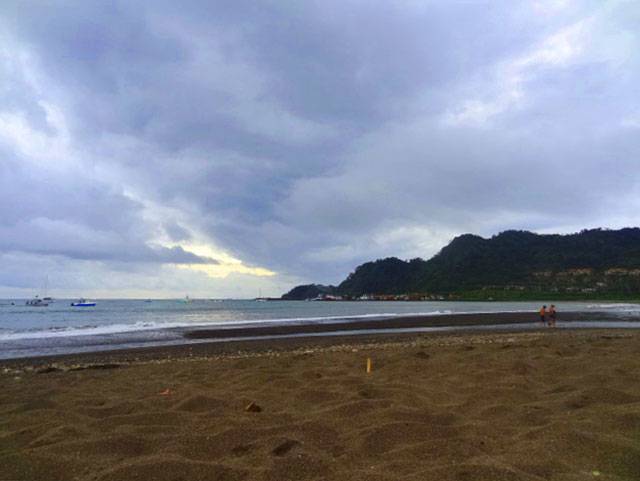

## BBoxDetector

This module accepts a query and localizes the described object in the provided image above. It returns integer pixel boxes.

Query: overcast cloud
[0,0,639,298]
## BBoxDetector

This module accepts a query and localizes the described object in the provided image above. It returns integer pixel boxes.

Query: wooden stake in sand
[366,357,372,374]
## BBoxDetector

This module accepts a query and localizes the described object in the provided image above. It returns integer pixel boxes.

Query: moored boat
[71,298,96,307]
[26,296,49,307]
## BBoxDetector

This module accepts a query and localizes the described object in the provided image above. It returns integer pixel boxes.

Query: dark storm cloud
[0,0,639,291]
[0,151,217,265]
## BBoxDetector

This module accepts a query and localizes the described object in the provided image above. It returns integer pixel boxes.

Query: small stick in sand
[245,401,262,413]
[366,357,372,373]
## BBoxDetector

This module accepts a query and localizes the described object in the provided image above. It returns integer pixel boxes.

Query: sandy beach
[1,328,640,481]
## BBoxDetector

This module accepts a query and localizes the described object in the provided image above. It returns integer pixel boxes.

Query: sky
[1,0,639,298]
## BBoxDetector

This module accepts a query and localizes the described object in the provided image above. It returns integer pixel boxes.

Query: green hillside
[282,228,640,300]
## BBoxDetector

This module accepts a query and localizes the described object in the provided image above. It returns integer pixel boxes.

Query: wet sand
[183,311,610,339]
[2,328,640,481]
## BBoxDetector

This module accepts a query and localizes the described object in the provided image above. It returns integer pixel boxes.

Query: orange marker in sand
[366,357,372,373]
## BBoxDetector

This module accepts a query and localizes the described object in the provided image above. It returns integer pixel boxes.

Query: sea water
[1,299,639,359]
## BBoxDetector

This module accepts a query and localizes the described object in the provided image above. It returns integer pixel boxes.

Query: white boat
[26,296,49,307]
[71,298,96,307]
[27,276,54,306]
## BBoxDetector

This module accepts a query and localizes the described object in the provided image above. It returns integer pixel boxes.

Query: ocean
[1,299,640,359]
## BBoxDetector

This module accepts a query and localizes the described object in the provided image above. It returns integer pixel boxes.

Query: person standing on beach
[539,305,547,325]
[548,305,557,328]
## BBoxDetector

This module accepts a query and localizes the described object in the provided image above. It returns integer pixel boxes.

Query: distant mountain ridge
[282,228,640,300]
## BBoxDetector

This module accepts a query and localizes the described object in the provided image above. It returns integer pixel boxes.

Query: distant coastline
[277,291,640,302]
[282,228,640,301]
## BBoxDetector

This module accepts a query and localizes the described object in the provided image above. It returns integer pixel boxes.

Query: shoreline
[183,310,616,338]
[1,308,637,370]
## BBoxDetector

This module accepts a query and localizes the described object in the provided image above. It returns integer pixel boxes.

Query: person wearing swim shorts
[548,305,557,327]
[539,305,547,325]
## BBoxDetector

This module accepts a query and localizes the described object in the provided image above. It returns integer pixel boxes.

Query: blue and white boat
[71,298,96,307]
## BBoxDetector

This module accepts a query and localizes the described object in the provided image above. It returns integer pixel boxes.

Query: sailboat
[26,276,52,306]
[26,295,49,307]
[43,277,54,303]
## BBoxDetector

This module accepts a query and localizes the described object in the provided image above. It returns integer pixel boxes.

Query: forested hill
[282,228,640,300]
